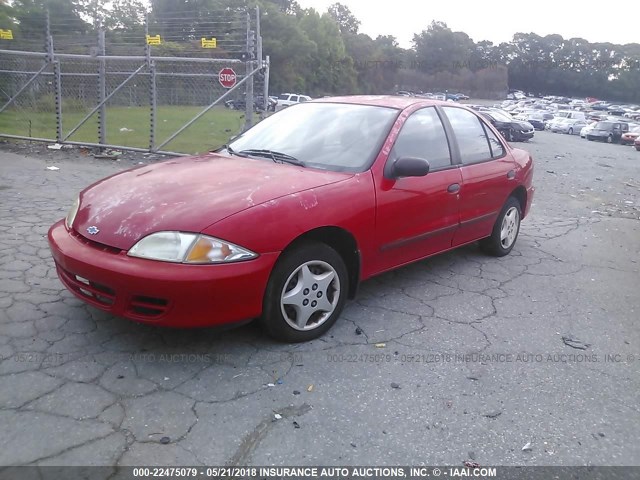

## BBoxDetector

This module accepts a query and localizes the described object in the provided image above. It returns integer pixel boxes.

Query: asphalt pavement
[0,131,639,467]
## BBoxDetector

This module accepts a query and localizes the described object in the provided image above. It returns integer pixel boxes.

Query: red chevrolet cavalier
[49,96,534,342]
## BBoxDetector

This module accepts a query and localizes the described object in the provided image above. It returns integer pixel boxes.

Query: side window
[442,107,493,164]
[291,96,299,103]
[389,107,452,170]
[484,124,506,158]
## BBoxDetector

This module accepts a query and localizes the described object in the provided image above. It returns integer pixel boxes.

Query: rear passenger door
[440,107,516,247]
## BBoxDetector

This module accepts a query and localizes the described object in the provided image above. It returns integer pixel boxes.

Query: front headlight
[127,232,257,264]
[65,196,80,230]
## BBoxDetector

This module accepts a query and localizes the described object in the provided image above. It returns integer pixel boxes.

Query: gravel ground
[0,131,639,469]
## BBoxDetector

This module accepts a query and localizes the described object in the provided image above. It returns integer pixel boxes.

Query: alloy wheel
[280,260,340,331]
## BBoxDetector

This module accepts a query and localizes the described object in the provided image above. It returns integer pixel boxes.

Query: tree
[10,0,89,36]
[298,9,357,94]
[327,2,359,34]
[0,0,16,29]
[412,21,474,74]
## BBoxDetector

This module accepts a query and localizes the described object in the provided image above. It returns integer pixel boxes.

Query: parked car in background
[479,110,535,141]
[586,121,630,143]
[526,112,554,131]
[620,125,640,145]
[555,110,586,122]
[549,117,587,135]
[224,96,268,112]
[48,96,535,342]
[635,136,640,151]
[607,105,626,116]
[580,122,597,138]
[275,93,312,111]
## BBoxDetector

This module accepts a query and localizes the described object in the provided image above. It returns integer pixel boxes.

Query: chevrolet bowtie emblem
[87,226,100,235]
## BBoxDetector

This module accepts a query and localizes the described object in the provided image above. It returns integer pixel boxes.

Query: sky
[297,0,640,48]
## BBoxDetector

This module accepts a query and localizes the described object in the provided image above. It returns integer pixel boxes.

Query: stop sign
[218,67,237,88]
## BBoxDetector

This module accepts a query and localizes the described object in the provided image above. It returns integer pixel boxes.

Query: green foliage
[327,2,359,34]
[1,0,640,100]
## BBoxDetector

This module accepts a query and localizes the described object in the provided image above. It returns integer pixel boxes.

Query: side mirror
[391,157,430,178]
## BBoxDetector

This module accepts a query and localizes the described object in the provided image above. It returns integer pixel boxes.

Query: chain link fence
[0,7,269,155]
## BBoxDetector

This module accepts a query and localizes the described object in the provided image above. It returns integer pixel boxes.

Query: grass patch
[0,105,251,154]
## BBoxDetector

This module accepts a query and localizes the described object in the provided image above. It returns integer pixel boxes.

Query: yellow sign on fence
[145,34,161,46]
[201,37,217,48]
[0,29,13,40]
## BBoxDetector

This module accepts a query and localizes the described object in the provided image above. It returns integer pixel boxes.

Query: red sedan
[49,96,535,342]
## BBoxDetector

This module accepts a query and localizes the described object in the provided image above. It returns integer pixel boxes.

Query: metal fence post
[98,29,106,146]
[145,13,156,150]
[46,11,63,142]
[47,43,63,142]
[255,6,267,112]
[149,59,157,150]
[264,55,270,112]
[244,13,254,132]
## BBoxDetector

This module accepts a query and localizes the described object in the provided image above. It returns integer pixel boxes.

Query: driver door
[373,107,462,274]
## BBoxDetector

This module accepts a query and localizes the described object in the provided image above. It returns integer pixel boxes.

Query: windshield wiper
[222,144,250,157]
[237,149,305,167]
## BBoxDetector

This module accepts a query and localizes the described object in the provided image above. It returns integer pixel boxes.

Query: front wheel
[261,242,349,342]
[480,197,522,257]
[503,129,513,142]
[607,134,613,144]
[568,128,573,135]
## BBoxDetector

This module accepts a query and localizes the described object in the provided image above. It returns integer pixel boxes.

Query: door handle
[447,183,460,193]
[507,170,516,179]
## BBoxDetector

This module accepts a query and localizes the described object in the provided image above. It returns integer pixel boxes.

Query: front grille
[58,266,115,308]
[127,295,169,318]
[71,229,122,254]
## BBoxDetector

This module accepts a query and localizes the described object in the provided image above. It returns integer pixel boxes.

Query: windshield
[227,102,399,172]
[489,111,513,122]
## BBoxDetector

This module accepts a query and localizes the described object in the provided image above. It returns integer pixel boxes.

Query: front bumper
[587,134,608,141]
[48,220,279,328]
[514,130,535,141]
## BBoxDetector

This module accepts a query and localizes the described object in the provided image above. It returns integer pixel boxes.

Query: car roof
[311,95,447,109]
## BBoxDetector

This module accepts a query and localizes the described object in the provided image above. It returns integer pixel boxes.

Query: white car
[275,93,312,111]
[580,122,597,138]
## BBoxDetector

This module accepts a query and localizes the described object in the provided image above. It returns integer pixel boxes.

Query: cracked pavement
[0,132,639,468]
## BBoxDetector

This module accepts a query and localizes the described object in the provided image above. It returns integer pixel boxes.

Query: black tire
[607,134,613,144]
[479,197,522,257]
[505,129,514,142]
[568,128,573,135]
[261,242,349,342]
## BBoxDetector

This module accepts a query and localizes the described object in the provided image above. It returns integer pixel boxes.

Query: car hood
[517,122,534,130]
[73,154,352,250]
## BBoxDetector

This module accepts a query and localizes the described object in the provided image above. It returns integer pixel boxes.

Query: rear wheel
[261,242,348,342]
[607,134,613,143]
[568,128,573,135]
[480,197,522,257]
